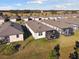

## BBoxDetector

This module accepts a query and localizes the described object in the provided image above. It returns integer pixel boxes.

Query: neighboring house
[0,21,24,43]
[0,16,5,25]
[29,17,34,20]
[34,17,40,21]
[61,18,79,30]
[25,20,55,39]
[9,16,17,22]
[40,20,74,36]
[25,14,79,39]
[21,16,28,22]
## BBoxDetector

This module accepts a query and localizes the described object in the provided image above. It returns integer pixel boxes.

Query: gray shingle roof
[41,20,73,29]
[0,22,23,37]
[26,20,53,33]
[10,16,17,19]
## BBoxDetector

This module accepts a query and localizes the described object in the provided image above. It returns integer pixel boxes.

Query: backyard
[0,30,79,59]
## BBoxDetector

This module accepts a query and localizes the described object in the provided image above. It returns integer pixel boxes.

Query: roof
[10,16,17,19]
[26,20,53,33]
[41,20,73,29]
[0,21,23,37]
[21,16,28,19]
[61,18,79,26]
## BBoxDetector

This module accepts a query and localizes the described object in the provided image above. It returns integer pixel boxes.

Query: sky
[0,0,79,10]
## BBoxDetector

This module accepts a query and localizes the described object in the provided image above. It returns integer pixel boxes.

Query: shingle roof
[26,20,53,33]
[10,16,17,19]
[41,20,73,29]
[21,16,28,19]
[0,21,23,37]
[60,18,79,26]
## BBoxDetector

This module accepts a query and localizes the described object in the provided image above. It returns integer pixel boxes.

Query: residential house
[25,20,56,39]
[9,16,17,22]
[40,20,74,36]
[0,21,24,43]
[21,16,28,22]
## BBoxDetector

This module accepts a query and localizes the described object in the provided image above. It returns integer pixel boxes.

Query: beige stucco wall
[9,34,23,42]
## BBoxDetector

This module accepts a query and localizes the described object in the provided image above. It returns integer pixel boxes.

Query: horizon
[0,0,79,10]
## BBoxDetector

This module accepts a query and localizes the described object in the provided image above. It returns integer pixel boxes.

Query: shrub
[49,50,57,59]
[2,43,21,55]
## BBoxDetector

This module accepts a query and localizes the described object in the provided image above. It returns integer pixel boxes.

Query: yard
[0,30,79,59]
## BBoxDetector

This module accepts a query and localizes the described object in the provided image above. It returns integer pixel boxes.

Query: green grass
[0,30,79,59]
[0,42,21,55]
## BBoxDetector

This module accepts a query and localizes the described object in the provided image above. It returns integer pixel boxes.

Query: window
[38,32,43,36]
[16,34,19,38]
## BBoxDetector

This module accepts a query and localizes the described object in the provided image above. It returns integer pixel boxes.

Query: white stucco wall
[34,18,39,21]
[9,34,23,42]
[10,19,16,22]
[33,32,46,39]
[23,18,28,22]
[25,24,46,39]
[72,25,78,30]
[44,18,48,20]
[0,20,4,25]
[49,17,54,20]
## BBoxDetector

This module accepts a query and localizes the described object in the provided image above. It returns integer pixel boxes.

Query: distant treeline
[0,10,79,13]
[0,10,79,17]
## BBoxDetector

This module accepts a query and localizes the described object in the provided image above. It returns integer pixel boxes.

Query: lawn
[0,30,79,59]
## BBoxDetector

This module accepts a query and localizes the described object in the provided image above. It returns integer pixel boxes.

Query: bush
[2,43,21,55]
[0,44,7,53]
[49,50,57,59]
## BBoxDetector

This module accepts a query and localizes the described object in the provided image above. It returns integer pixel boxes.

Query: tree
[75,41,79,48]
[16,15,21,21]
[54,44,60,59]
[4,14,10,22]
[0,12,3,16]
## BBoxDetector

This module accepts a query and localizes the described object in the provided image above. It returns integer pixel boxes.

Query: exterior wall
[44,18,48,20]
[72,25,78,30]
[30,17,34,20]
[10,19,16,22]
[25,24,46,39]
[9,34,23,42]
[23,18,28,22]
[33,32,46,39]
[58,17,62,19]
[49,17,55,20]
[0,20,4,25]
[34,18,39,21]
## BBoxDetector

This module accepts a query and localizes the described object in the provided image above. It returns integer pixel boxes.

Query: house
[40,20,74,36]
[0,16,5,25]
[29,17,34,20]
[34,17,40,21]
[0,21,24,43]
[9,16,17,22]
[25,20,57,39]
[21,16,28,22]
[60,18,79,30]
